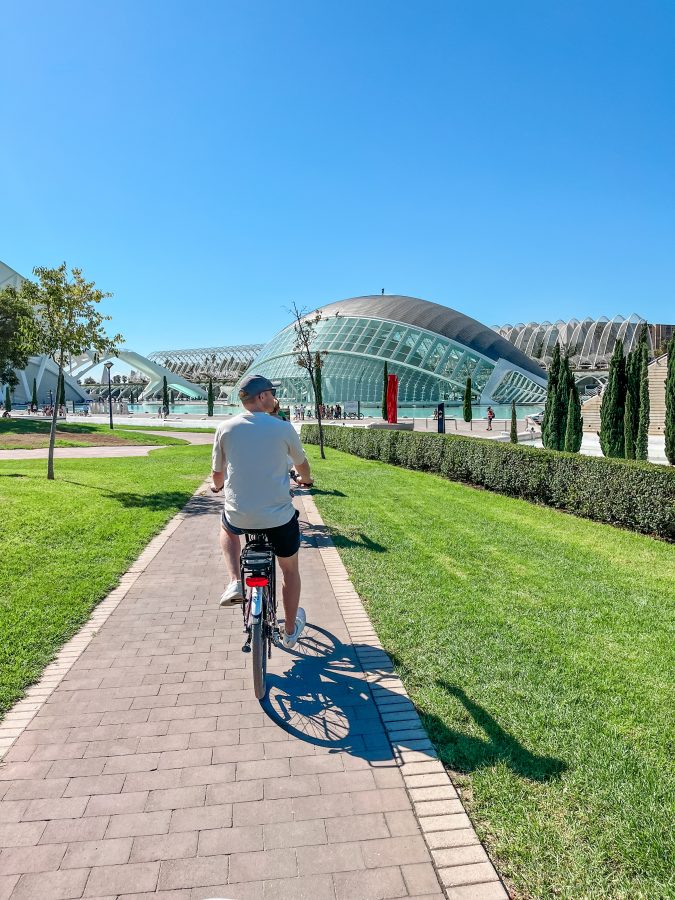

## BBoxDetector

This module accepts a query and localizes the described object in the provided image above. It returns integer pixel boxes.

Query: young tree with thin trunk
[463,377,472,424]
[17,264,121,479]
[289,302,327,459]
[207,378,214,416]
[510,400,518,443]
[600,339,626,458]
[314,352,323,409]
[665,342,675,465]
[636,343,650,461]
[381,362,388,419]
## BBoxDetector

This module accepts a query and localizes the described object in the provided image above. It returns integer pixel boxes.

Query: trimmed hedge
[301,425,675,540]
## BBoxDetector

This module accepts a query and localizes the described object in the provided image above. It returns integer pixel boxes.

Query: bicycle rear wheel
[251,615,267,699]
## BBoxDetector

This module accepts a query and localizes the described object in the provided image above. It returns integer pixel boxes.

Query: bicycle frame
[240,532,280,697]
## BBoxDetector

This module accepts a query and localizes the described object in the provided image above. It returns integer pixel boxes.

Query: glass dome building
[238,295,547,406]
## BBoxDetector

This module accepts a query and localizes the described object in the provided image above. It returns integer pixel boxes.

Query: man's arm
[294,459,313,486]
[211,428,225,492]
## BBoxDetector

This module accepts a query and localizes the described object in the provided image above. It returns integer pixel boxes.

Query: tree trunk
[47,362,62,480]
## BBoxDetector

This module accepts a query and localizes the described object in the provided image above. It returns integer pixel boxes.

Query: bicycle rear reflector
[246,576,269,587]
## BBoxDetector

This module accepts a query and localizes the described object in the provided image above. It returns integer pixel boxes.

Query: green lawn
[0,419,186,449]
[306,446,675,900]
[0,445,211,717]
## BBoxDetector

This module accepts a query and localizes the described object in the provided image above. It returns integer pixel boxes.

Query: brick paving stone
[324,813,388,844]
[263,819,327,849]
[197,825,263,856]
[0,821,46,847]
[0,843,66,875]
[106,810,172,839]
[333,865,406,899]
[444,882,509,899]
[439,861,502,887]
[129,831,198,863]
[296,840,364,875]
[232,799,293,827]
[84,861,160,896]
[433,844,491,868]
[145,785,206,812]
[259,873,335,900]
[403,861,446,895]
[179,763,236,787]
[158,854,229,890]
[0,875,19,900]
[360,834,430,868]
[0,803,27,825]
[63,773,125,797]
[11,868,89,900]
[122,770,182,793]
[228,848,297,882]
[425,828,481,850]
[40,816,109,845]
[61,836,132,868]
[205,780,263,806]
[85,790,149,817]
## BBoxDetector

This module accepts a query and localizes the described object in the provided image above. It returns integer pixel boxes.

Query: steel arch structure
[147,345,264,384]
[494,314,651,370]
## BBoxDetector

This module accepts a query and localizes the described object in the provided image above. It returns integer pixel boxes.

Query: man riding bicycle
[211,374,313,649]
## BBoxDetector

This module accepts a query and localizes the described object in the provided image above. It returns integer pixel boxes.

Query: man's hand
[211,470,225,493]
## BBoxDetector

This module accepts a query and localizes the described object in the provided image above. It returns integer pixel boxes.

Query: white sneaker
[282,607,306,649]
[219,580,244,606]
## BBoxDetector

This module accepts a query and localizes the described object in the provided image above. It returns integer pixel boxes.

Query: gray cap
[238,374,277,397]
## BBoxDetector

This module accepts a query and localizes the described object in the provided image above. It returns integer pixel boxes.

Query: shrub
[301,424,675,540]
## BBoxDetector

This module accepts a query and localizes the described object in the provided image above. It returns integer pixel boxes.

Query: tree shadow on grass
[298,519,386,553]
[60,480,214,514]
[421,680,567,782]
[0,473,28,478]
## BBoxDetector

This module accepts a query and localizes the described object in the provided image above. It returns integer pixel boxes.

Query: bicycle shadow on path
[261,623,407,763]
[261,623,566,781]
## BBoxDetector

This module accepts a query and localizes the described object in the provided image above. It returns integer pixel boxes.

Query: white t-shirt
[211,412,308,530]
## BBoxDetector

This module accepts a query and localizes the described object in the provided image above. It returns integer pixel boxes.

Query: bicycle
[240,530,280,700]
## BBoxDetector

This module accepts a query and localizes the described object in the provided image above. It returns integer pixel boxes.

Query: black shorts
[221,510,301,558]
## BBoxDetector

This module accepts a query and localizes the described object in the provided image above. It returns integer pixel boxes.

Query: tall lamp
[104,362,114,430]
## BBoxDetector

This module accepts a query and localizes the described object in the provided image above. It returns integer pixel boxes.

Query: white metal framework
[148,346,264,383]
[494,315,652,370]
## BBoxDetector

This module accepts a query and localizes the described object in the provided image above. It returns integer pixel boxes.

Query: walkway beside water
[0,487,507,899]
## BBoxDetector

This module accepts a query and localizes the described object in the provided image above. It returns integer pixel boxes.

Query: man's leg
[219,524,241,582]
[277,552,301,634]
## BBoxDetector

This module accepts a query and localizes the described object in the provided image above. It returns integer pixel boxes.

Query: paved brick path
[0,488,507,900]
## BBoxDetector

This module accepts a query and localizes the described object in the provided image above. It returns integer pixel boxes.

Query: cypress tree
[510,400,518,443]
[564,382,583,452]
[665,342,675,465]
[600,339,626,458]
[31,378,38,410]
[314,352,323,408]
[4,386,11,412]
[463,377,472,423]
[552,353,573,450]
[58,370,66,407]
[207,378,214,417]
[635,343,650,461]
[542,342,561,449]
[381,362,388,419]
[623,391,634,459]
[162,376,170,415]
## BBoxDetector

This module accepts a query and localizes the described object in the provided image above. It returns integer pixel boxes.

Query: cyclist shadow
[261,624,567,781]
[260,623,429,764]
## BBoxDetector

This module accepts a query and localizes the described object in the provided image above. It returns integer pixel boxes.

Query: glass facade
[242,313,546,405]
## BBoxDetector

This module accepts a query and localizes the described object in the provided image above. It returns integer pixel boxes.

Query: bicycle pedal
[241,643,251,653]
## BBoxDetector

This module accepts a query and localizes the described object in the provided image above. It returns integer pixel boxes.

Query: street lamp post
[104,362,114,430]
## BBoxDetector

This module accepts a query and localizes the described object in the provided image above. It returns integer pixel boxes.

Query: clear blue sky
[2,0,673,356]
